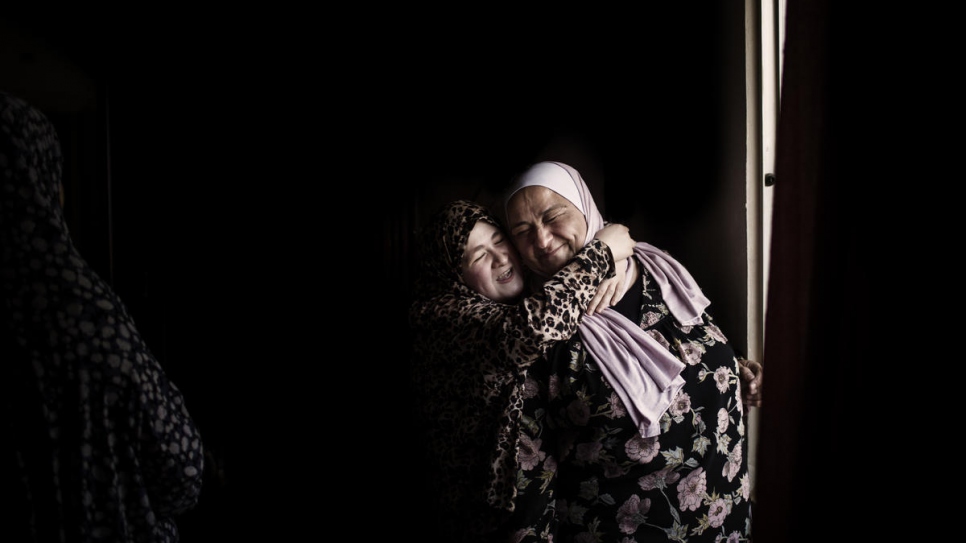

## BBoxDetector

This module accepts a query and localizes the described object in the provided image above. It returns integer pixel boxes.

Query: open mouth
[497,268,513,282]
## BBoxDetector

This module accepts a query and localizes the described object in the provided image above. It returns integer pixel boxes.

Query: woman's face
[505,186,588,279]
[461,220,525,303]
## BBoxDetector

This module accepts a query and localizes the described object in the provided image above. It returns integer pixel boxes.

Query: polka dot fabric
[0,91,203,542]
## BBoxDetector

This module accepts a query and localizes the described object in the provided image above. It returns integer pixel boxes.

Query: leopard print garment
[409,200,615,542]
[0,91,204,542]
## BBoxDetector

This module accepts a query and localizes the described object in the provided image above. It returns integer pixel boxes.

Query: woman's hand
[587,223,636,315]
[594,223,635,262]
[587,263,625,314]
[738,359,763,408]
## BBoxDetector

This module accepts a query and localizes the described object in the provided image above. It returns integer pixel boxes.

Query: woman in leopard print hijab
[409,199,633,542]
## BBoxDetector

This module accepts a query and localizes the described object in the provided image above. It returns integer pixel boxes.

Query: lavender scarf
[506,161,711,437]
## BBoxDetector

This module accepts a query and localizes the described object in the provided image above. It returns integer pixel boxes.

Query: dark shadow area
[2,8,737,539]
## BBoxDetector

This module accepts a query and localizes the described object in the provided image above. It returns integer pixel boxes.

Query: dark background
[2,8,738,538]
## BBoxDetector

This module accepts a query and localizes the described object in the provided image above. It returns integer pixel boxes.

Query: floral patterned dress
[510,259,753,542]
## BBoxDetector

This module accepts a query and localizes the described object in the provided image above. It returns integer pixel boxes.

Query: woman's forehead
[508,186,576,217]
[465,220,499,246]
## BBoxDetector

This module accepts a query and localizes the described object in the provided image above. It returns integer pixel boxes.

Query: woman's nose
[535,225,553,249]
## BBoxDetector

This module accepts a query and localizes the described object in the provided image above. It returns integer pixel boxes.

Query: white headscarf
[506,161,712,437]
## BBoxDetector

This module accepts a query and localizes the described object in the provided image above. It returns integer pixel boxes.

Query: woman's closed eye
[544,211,564,223]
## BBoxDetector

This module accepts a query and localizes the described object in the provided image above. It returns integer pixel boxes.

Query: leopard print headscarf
[412,199,501,301]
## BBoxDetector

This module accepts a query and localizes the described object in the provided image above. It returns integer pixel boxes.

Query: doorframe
[745,0,784,498]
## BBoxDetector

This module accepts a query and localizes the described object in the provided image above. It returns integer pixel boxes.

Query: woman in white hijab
[503,161,757,542]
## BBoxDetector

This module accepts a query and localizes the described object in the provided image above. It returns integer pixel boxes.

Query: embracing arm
[410,239,613,371]
[410,224,636,372]
[587,223,635,314]
[500,237,624,365]
[507,222,636,353]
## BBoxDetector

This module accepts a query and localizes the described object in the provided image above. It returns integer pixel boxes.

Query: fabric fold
[577,242,711,437]
[634,243,710,326]
[578,310,686,437]
[576,241,711,437]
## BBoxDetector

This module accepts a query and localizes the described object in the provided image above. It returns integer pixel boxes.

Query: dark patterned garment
[0,91,204,542]
[409,200,616,543]
[513,262,753,542]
